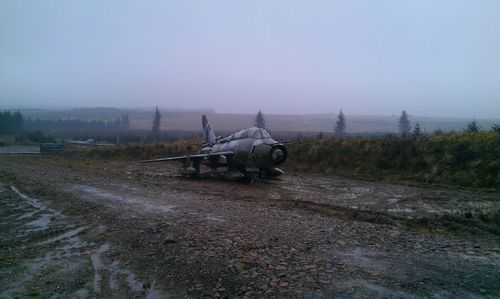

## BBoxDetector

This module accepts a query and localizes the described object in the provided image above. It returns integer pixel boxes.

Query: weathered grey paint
[141,115,288,179]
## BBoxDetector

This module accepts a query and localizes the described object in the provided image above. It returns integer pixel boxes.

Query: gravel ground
[0,155,499,298]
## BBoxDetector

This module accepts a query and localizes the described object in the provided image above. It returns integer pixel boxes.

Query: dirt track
[0,155,499,298]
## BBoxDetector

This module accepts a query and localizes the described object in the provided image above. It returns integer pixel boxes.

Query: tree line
[0,111,130,134]
[253,109,499,139]
[396,110,497,137]
[24,114,130,131]
[0,111,24,134]
[2,108,498,144]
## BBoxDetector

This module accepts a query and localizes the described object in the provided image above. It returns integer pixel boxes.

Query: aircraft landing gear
[190,160,201,179]
[250,172,259,184]
[250,170,266,184]
[180,159,201,178]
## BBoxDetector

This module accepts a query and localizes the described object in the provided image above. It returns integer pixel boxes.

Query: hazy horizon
[4,103,497,120]
[3,106,499,124]
[1,0,499,118]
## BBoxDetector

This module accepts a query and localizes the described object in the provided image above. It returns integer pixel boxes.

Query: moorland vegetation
[66,131,499,189]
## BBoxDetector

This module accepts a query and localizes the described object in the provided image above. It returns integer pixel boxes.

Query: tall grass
[64,132,499,189]
[63,139,201,160]
[287,132,499,189]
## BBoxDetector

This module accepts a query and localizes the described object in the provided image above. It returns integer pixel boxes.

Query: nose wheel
[250,170,265,184]
[250,172,259,184]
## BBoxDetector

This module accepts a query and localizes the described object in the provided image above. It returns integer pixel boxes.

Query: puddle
[388,208,413,213]
[10,186,60,231]
[421,203,454,215]
[26,214,51,229]
[11,186,44,209]
[336,248,390,272]
[1,260,48,297]
[205,215,225,222]
[91,243,110,292]
[125,271,143,292]
[269,191,281,200]
[92,243,164,297]
[387,198,401,204]
[53,236,89,257]
[146,282,163,299]
[72,185,175,214]
[2,184,165,297]
[19,209,42,220]
[74,186,137,204]
[143,203,175,213]
[37,226,88,246]
[0,197,90,299]
[341,279,414,298]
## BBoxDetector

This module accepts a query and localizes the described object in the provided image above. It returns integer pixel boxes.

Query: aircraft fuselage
[200,127,287,178]
[139,116,287,180]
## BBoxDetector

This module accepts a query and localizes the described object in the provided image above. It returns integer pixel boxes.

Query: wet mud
[0,183,162,298]
[0,156,498,298]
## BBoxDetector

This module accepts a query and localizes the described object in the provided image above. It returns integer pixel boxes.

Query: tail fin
[202,115,216,145]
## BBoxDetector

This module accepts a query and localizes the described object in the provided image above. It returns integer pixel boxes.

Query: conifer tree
[464,119,480,132]
[254,110,266,129]
[151,107,161,144]
[398,110,411,137]
[334,109,346,138]
[412,122,422,136]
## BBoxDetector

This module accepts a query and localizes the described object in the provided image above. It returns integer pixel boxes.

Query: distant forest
[0,111,24,134]
[0,110,136,144]
[24,114,130,131]
[0,111,129,134]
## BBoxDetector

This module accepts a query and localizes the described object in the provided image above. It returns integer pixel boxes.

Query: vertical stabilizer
[202,115,217,145]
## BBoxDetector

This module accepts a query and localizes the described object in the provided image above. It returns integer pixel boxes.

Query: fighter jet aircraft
[140,115,288,181]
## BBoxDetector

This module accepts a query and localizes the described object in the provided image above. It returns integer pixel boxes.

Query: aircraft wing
[139,151,234,164]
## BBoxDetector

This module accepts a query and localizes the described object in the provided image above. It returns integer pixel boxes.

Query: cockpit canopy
[227,127,271,141]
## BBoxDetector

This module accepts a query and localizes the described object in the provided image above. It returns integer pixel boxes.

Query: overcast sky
[1,0,498,118]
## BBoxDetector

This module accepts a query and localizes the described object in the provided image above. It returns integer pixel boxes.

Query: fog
[1,0,498,118]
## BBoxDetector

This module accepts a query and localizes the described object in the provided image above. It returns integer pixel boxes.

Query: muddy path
[0,155,499,298]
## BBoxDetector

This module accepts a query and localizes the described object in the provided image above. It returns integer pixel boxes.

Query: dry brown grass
[63,139,202,160]
[287,132,500,189]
